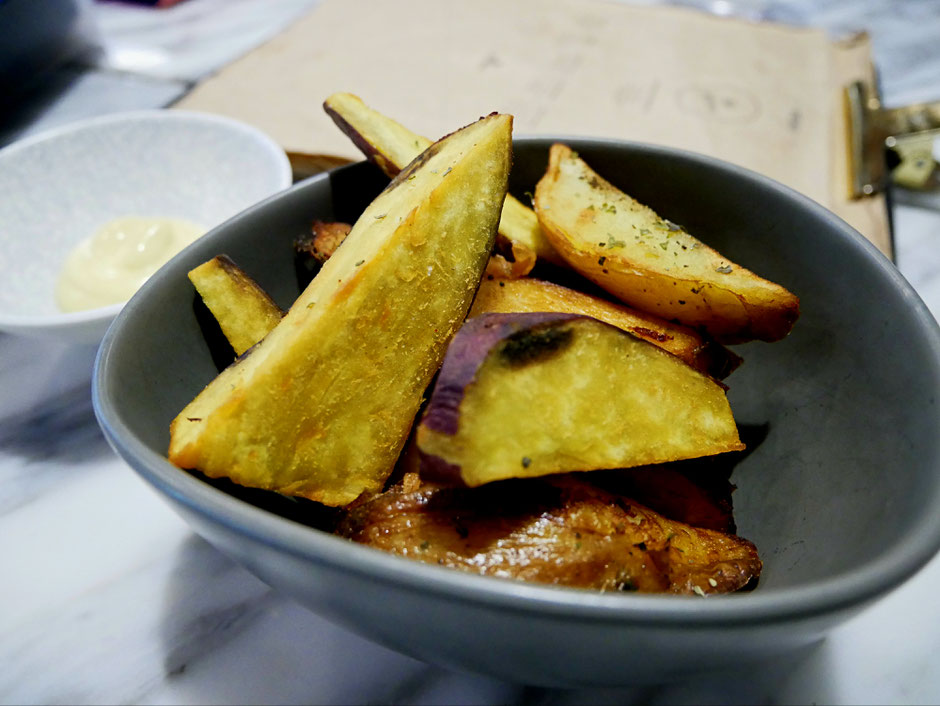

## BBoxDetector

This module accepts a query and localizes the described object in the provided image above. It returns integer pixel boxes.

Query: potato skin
[534,143,799,343]
[419,312,581,443]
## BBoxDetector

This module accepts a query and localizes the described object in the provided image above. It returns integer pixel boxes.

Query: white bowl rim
[0,108,293,337]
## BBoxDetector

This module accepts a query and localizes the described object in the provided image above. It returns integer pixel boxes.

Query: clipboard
[173,0,900,257]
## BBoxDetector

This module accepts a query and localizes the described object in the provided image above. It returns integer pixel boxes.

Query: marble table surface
[2,1,939,704]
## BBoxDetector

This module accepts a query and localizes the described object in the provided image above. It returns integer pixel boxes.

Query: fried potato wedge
[169,113,513,506]
[337,473,760,594]
[591,466,737,534]
[187,255,284,356]
[416,313,743,488]
[299,220,352,264]
[534,143,800,342]
[293,220,353,289]
[469,277,740,379]
[324,91,562,272]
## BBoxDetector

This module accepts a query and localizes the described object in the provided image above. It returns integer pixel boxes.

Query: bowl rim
[94,135,940,628]
[0,108,293,337]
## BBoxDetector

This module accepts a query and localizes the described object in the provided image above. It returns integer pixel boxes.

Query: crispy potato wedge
[187,255,284,356]
[324,91,563,272]
[337,473,760,594]
[301,220,352,263]
[416,313,744,488]
[169,113,513,506]
[469,277,740,379]
[534,144,800,342]
[293,220,352,289]
[591,466,737,534]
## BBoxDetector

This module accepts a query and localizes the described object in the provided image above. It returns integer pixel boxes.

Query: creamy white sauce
[56,216,205,312]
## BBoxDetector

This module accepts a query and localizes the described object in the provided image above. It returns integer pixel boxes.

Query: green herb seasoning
[607,236,626,249]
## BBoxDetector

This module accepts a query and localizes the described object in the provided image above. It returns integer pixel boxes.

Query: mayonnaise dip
[56,216,205,312]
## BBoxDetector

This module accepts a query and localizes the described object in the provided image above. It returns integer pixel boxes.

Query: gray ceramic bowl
[93,137,940,686]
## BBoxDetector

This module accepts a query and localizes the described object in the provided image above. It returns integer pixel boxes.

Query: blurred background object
[0,0,98,102]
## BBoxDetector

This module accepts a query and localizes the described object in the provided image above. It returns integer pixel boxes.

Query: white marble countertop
[2,1,939,704]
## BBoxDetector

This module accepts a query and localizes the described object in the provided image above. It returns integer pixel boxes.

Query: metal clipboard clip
[845,81,940,203]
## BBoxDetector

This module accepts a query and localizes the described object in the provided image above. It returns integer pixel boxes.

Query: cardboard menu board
[174,0,890,256]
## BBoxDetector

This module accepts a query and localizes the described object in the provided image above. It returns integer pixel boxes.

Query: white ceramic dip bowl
[0,110,292,344]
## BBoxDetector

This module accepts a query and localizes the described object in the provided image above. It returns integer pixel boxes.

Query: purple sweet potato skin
[323,102,401,177]
[417,451,465,485]
[420,312,581,437]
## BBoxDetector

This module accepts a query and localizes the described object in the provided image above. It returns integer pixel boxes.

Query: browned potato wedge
[534,143,800,343]
[323,91,563,272]
[337,473,760,594]
[293,220,353,289]
[591,466,737,534]
[469,277,741,379]
[416,313,744,488]
[169,113,513,506]
[187,255,284,356]
[484,233,538,279]
[301,220,352,264]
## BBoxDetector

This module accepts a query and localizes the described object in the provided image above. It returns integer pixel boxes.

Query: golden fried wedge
[469,277,740,379]
[338,473,760,594]
[417,313,744,488]
[534,143,800,342]
[324,91,562,272]
[187,255,283,356]
[169,113,513,506]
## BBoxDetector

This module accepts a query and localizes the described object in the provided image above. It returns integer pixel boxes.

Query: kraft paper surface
[174,0,891,255]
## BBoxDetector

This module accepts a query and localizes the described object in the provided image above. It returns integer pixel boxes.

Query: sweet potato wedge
[337,473,760,594]
[323,91,562,273]
[169,113,513,506]
[534,143,800,343]
[187,255,284,356]
[416,312,743,487]
[469,277,740,379]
